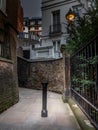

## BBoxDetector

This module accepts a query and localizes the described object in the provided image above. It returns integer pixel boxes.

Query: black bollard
[41,81,48,117]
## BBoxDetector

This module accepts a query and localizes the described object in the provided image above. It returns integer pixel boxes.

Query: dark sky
[21,0,42,18]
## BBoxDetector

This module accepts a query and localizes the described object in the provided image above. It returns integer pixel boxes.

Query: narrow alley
[0,88,80,130]
[0,0,98,130]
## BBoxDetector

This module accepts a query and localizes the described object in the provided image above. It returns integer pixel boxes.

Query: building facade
[18,0,91,60]
[0,0,23,113]
[18,17,42,59]
[40,0,91,59]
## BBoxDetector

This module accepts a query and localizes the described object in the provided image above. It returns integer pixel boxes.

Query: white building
[18,17,43,59]
[18,0,92,60]
[39,0,91,59]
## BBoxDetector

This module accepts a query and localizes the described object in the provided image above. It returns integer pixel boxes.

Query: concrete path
[0,88,81,130]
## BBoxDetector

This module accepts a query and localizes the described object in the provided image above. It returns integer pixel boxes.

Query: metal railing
[71,35,98,129]
[49,24,61,35]
[19,32,40,41]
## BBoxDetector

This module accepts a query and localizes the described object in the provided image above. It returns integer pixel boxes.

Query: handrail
[71,35,98,57]
[71,88,98,112]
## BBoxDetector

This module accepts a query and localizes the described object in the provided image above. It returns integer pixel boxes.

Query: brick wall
[6,0,23,32]
[17,0,23,32]
[0,26,19,113]
[0,59,19,113]
[0,1,20,113]
[0,27,19,113]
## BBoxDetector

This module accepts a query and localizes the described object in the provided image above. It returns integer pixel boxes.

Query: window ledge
[0,9,7,17]
[0,57,13,64]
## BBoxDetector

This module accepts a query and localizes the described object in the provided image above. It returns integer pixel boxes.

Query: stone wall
[18,57,65,93]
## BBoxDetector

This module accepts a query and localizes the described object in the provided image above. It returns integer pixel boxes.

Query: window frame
[0,0,6,14]
[52,10,60,25]
[53,40,61,52]
[0,28,11,59]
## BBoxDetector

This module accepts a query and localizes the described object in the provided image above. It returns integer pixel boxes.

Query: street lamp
[63,8,76,100]
[65,8,75,23]
[65,8,75,34]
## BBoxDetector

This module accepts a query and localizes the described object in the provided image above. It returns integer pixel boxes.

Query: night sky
[21,0,42,18]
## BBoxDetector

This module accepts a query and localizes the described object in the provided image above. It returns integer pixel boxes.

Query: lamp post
[65,8,76,34]
[63,8,76,99]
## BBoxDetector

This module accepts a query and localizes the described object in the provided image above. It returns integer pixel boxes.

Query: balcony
[18,32,40,41]
[49,24,62,36]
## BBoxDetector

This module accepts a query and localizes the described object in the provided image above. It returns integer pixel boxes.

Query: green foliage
[78,55,98,65]
[60,44,66,53]
[72,76,80,84]
[72,55,96,90]
[66,0,98,55]
[89,56,98,65]
[80,80,95,86]
[60,44,71,56]
[72,77,95,86]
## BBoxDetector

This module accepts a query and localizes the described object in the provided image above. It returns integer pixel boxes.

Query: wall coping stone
[0,57,13,64]
[18,56,63,63]
[68,98,96,130]
[29,58,63,63]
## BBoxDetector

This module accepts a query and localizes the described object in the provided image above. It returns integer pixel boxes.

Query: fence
[71,35,98,129]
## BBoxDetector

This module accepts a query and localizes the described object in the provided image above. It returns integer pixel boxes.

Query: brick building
[0,0,23,113]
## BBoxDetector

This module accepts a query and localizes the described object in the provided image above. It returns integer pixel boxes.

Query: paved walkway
[0,88,81,130]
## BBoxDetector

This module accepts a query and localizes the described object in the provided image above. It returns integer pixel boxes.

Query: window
[0,0,6,13]
[39,21,42,25]
[0,0,2,5]
[52,10,61,33]
[57,41,60,51]
[32,45,35,49]
[0,29,5,57]
[52,10,60,25]
[53,41,56,52]
[0,29,11,59]
[24,33,29,39]
[53,40,60,52]
[4,34,11,59]
[35,20,38,25]
[30,21,34,26]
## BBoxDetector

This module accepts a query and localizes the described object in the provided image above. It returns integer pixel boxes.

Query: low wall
[18,57,65,93]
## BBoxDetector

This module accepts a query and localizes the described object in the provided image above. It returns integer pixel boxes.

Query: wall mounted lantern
[65,8,75,23]
[65,8,76,34]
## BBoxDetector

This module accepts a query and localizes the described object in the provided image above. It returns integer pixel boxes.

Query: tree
[66,0,98,55]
